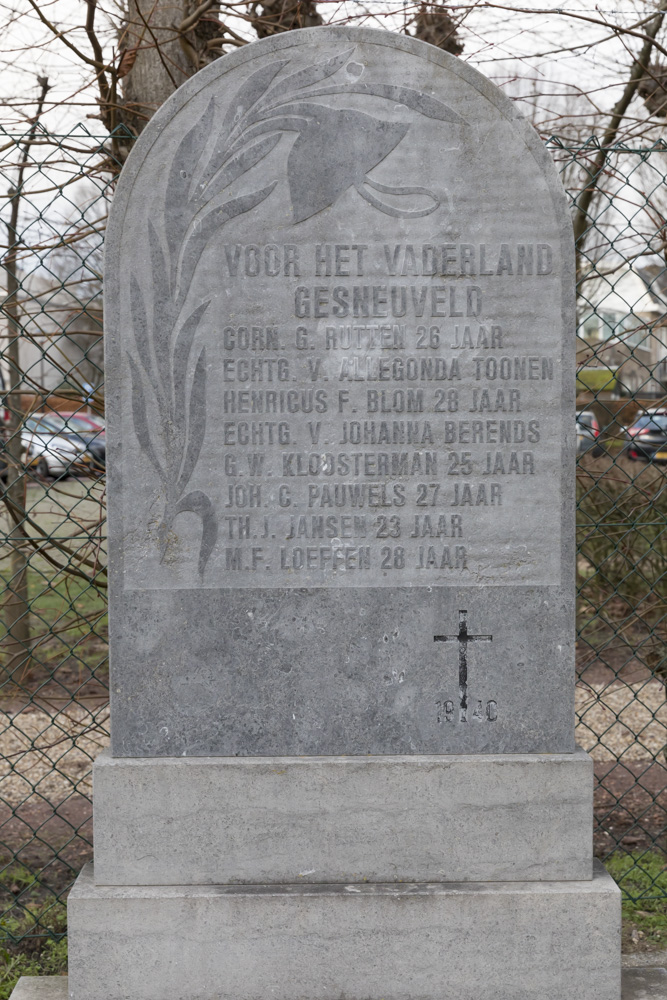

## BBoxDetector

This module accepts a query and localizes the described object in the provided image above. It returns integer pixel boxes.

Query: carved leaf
[223,59,289,132]
[148,220,175,402]
[224,116,309,161]
[127,353,165,480]
[176,344,207,498]
[130,276,155,383]
[179,183,277,298]
[198,133,282,208]
[172,489,218,577]
[363,83,465,124]
[287,83,465,124]
[172,301,210,457]
[265,47,354,99]
[166,98,216,259]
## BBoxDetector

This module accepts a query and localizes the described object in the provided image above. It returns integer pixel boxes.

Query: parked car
[21,419,89,479]
[625,413,667,462]
[576,410,603,456]
[58,410,105,436]
[30,413,105,473]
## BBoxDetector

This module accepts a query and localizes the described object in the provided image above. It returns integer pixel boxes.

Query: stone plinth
[622,968,667,997]
[93,749,593,885]
[8,982,67,1000]
[13,968,667,999]
[67,862,620,1000]
[13,968,667,1000]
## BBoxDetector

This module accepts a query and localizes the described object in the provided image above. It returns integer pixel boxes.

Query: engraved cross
[434,610,492,719]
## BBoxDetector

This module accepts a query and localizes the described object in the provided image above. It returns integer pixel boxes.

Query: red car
[56,411,105,437]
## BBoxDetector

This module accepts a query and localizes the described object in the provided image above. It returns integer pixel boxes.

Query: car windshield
[44,415,96,433]
[24,417,54,433]
[632,415,667,431]
[576,413,596,429]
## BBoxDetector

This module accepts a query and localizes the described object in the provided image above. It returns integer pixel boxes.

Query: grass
[0,560,108,694]
[0,478,108,691]
[0,864,69,943]
[23,565,107,669]
[0,864,68,999]
[605,851,667,951]
[0,939,67,999]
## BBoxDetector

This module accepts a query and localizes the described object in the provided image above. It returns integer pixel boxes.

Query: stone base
[622,968,667,997]
[93,748,593,884]
[9,981,67,1000]
[67,861,620,1000]
[13,969,665,1000]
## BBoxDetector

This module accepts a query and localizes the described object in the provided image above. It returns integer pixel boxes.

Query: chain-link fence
[559,136,667,921]
[0,128,666,949]
[0,125,124,950]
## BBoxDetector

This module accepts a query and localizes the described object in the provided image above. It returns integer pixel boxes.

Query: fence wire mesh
[0,128,666,948]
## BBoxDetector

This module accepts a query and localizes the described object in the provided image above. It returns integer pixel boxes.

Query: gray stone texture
[7,982,67,1000]
[104,25,576,757]
[622,969,667,998]
[67,862,620,1000]
[93,747,593,885]
[12,970,660,1000]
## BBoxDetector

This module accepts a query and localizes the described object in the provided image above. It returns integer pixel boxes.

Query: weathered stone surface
[622,968,667,998]
[105,25,576,756]
[16,969,659,1000]
[93,748,593,884]
[8,980,67,1000]
[67,862,619,1000]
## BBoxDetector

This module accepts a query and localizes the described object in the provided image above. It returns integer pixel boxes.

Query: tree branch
[85,0,112,128]
[178,0,218,35]
[24,0,109,71]
[571,0,667,250]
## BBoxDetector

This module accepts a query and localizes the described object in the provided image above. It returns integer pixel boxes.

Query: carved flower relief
[282,103,439,221]
[127,47,466,576]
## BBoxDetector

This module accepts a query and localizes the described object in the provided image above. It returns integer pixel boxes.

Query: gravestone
[103,20,575,758]
[11,23,635,1000]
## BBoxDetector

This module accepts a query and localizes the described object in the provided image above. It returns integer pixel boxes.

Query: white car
[21,422,89,479]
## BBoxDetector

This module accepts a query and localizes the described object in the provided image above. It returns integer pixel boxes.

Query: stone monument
[12,23,664,1000]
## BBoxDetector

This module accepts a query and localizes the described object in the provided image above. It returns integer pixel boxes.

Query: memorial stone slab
[105,26,575,757]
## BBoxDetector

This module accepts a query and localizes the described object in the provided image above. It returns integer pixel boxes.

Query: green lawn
[1,478,107,691]
[606,852,667,951]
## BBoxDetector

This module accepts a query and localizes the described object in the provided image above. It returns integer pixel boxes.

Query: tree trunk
[1,78,49,679]
[250,0,322,38]
[412,3,464,55]
[119,0,323,138]
[119,0,198,135]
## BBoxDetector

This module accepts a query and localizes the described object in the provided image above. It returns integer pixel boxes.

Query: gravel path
[576,678,667,762]
[1,703,109,809]
[2,679,666,809]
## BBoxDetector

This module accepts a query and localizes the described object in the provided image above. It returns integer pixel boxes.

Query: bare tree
[250,0,322,38]
[118,0,228,136]
[571,0,667,251]
[409,2,464,55]
[2,76,49,675]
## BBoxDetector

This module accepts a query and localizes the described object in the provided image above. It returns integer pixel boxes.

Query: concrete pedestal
[93,749,593,884]
[11,968,664,1000]
[65,862,621,1000]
